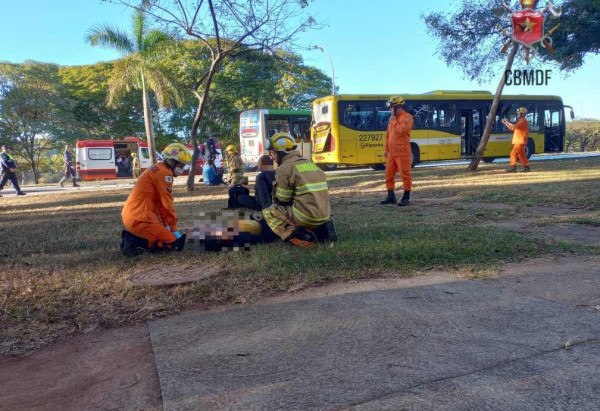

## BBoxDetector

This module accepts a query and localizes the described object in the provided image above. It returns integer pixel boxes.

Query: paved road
[1,152,598,196]
[148,256,600,410]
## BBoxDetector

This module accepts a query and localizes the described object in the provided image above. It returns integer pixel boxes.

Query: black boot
[380,189,397,205]
[72,178,80,187]
[313,217,338,245]
[521,166,531,172]
[506,165,517,173]
[398,191,410,207]
[120,230,149,256]
[286,227,317,248]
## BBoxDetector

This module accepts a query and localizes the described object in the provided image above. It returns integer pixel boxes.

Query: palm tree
[86,10,183,164]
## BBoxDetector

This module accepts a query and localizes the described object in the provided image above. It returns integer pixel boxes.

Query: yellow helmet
[265,132,297,153]
[237,219,262,235]
[131,152,136,157]
[517,107,528,115]
[387,96,406,108]
[225,144,238,154]
[161,143,192,165]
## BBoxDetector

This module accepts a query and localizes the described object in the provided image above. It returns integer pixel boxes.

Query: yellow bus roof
[312,93,563,104]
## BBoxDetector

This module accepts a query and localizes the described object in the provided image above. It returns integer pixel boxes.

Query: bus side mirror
[570,110,575,120]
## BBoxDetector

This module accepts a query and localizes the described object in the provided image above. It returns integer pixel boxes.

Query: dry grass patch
[1,158,599,355]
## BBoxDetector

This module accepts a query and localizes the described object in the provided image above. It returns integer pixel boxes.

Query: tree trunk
[467,43,519,171]
[186,59,220,191]
[141,73,157,164]
[26,152,39,184]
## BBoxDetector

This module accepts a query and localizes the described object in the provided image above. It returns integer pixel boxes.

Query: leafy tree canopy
[424,0,600,82]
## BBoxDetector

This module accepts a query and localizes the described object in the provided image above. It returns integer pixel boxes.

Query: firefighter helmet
[161,143,192,165]
[517,107,528,115]
[225,144,238,154]
[387,96,406,108]
[265,132,297,153]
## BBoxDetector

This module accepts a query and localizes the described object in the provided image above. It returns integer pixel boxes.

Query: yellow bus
[310,91,572,170]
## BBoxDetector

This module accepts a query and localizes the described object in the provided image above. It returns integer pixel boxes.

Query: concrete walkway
[3,256,599,410]
[148,256,600,410]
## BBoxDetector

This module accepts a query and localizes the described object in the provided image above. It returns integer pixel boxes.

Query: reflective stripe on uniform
[295,181,328,196]
[263,204,296,240]
[276,187,294,201]
[292,205,330,226]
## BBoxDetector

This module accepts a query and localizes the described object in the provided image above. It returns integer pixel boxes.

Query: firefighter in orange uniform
[120,143,191,256]
[381,96,414,206]
[502,107,530,172]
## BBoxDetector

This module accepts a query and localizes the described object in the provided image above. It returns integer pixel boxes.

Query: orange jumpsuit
[508,117,529,167]
[122,162,178,248]
[385,110,414,191]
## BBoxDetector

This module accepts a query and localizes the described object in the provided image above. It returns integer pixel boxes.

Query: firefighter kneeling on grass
[120,143,191,256]
[262,132,337,248]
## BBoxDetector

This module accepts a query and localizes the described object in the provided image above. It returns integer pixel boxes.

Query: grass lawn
[1,157,599,355]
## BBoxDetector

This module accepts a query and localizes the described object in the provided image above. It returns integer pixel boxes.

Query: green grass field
[1,158,599,355]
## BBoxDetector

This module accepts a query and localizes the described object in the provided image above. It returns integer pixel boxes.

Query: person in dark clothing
[236,155,276,210]
[0,145,25,196]
[204,135,217,164]
[59,145,80,187]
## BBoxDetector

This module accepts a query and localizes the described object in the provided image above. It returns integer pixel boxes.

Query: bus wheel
[371,164,386,171]
[525,138,535,159]
[482,157,496,163]
[319,164,338,172]
[411,144,420,168]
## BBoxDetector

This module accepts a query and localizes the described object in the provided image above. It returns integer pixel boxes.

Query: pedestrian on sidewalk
[59,145,80,187]
[0,145,26,196]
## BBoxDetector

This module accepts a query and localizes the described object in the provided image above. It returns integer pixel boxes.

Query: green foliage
[0,62,77,183]
[58,63,144,140]
[86,10,185,163]
[160,41,331,142]
[565,119,600,152]
[423,0,600,81]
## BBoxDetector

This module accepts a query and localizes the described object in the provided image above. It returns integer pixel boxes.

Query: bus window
[338,101,388,131]
[140,147,149,159]
[526,109,540,131]
[292,122,311,143]
[267,118,290,137]
[411,103,434,129]
[433,104,458,129]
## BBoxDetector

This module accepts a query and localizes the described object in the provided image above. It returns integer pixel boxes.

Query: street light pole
[313,45,335,95]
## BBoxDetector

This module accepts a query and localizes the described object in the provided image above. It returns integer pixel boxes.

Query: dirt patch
[531,223,600,246]
[0,324,162,411]
[459,202,516,211]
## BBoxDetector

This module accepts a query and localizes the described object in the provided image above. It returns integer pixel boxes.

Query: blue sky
[1,0,598,119]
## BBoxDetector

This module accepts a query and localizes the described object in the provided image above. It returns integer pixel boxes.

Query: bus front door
[544,108,562,152]
[461,109,483,157]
